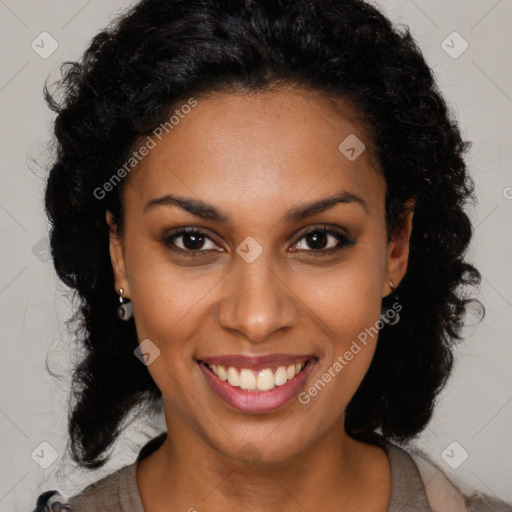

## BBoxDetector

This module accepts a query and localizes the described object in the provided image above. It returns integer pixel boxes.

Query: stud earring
[116,288,133,321]
[389,280,396,291]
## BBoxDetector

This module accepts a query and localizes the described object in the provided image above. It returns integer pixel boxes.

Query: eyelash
[161,225,355,257]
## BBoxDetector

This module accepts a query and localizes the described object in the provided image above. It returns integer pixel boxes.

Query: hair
[44,0,482,469]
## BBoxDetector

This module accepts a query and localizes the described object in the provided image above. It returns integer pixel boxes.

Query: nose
[216,249,299,344]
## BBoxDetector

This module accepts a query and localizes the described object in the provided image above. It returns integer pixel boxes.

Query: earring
[116,288,133,321]
[381,280,400,326]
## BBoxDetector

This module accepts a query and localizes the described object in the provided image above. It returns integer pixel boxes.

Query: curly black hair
[44,0,482,469]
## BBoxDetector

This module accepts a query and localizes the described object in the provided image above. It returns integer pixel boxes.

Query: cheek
[305,243,386,342]
[125,262,220,413]
[295,245,386,411]
[312,277,381,366]
[297,282,382,428]
[128,262,220,348]
[121,220,220,338]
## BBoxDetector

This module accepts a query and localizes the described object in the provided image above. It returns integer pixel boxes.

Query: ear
[383,199,415,297]
[106,210,130,297]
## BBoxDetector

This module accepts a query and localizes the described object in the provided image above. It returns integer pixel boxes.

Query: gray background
[0,1,511,510]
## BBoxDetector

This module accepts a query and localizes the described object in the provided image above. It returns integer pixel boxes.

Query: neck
[136,416,390,511]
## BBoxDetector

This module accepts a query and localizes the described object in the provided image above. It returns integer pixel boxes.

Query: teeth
[239,369,256,391]
[207,361,307,392]
[217,365,227,381]
[274,366,288,386]
[227,366,239,387]
[256,369,275,391]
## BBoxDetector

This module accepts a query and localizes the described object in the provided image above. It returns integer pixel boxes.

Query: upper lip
[197,353,316,370]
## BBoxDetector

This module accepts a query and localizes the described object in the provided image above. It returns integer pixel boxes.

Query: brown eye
[163,228,221,254]
[291,225,354,254]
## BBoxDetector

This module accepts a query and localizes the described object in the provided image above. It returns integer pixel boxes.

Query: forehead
[123,87,385,219]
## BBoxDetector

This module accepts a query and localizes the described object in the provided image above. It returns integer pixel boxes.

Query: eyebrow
[144,190,366,223]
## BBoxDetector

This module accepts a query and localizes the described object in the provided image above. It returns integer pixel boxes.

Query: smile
[207,361,307,391]
[197,355,318,414]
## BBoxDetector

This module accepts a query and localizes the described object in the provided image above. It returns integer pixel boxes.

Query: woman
[33,0,511,510]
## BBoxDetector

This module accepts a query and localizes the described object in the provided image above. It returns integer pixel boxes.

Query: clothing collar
[122,431,432,512]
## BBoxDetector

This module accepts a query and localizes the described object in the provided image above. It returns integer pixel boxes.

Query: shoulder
[386,439,512,512]
[32,432,166,512]
[32,463,139,512]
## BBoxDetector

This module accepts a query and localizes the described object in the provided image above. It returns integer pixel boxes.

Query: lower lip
[198,359,317,414]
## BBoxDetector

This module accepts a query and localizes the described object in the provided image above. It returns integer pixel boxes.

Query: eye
[290,225,354,255]
[162,224,354,257]
[162,227,221,255]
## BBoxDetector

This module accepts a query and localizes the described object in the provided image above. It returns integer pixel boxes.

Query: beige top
[33,432,512,512]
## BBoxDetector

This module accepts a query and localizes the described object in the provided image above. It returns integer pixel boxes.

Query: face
[108,87,412,465]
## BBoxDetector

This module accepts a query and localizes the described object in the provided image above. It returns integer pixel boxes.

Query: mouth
[196,355,318,414]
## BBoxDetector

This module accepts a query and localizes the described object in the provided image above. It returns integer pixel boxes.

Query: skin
[108,86,414,512]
